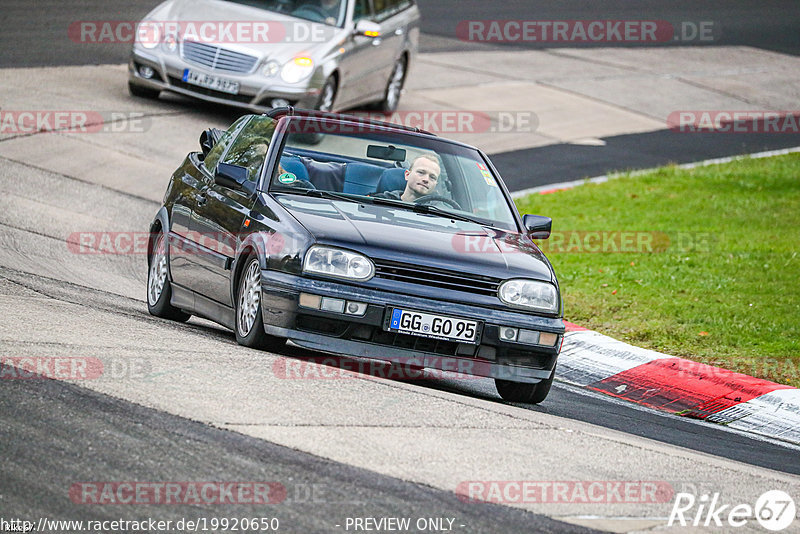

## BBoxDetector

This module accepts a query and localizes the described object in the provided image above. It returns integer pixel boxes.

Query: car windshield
[224,0,346,27]
[269,118,520,231]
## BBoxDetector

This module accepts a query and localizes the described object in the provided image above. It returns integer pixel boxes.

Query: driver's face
[405,158,440,199]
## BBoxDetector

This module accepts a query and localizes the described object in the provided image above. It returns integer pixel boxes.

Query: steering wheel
[415,195,462,211]
[291,5,328,22]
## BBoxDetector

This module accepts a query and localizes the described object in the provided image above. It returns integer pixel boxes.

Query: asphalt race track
[1,1,799,533]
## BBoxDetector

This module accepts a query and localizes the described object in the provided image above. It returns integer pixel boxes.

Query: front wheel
[147,232,191,322]
[495,368,555,404]
[234,255,285,351]
[376,56,407,113]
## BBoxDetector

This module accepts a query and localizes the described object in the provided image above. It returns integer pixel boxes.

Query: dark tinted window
[373,0,411,21]
[353,0,371,21]
[221,116,277,182]
[203,116,249,173]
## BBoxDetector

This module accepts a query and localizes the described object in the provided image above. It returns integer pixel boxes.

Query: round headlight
[281,57,315,84]
[262,60,281,77]
[136,21,161,50]
[498,279,558,313]
[163,34,178,53]
[303,246,374,281]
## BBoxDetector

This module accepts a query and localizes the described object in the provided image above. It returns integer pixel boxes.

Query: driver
[375,154,455,207]
[318,0,342,24]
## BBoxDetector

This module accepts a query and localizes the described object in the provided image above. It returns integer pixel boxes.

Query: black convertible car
[147,108,564,403]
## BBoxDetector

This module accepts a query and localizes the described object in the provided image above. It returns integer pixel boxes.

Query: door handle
[395,28,404,36]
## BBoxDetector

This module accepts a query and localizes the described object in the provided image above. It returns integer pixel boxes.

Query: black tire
[147,232,191,322]
[316,75,337,112]
[294,76,338,145]
[495,367,555,404]
[376,56,407,113]
[128,81,160,100]
[234,255,285,351]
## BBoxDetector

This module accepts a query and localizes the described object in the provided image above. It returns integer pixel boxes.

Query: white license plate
[182,69,240,95]
[387,308,479,344]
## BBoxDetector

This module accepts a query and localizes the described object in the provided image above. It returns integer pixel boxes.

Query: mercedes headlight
[136,21,161,50]
[163,33,178,53]
[303,246,374,281]
[281,57,314,84]
[498,279,558,313]
[262,60,281,77]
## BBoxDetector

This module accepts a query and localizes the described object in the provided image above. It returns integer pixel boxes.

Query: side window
[221,116,278,182]
[373,0,409,21]
[203,116,249,173]
[353,0,372,22]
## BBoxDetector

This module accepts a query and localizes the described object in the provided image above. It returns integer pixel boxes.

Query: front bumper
[260,270,565,384]
[129,48,322,112]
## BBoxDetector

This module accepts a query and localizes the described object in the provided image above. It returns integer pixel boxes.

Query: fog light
[320,297,345,313]
[499,327,518,341]
[518,329,540,345]
[539,332,559,347]
[138,65,155,79]
[298,293,321,309]
[345,301,367,316]
[271,98,290,108]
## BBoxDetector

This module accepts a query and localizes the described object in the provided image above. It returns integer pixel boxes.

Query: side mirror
[199,128,223,159]
[215,163,249,190]
[522,214,552,239]
[354,20,381,38]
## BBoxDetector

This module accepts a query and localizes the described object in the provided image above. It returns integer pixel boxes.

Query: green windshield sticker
[278,172,297,184]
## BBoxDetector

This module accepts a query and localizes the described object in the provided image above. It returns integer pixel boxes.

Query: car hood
[278,196,555,282]
[151,0,340,60]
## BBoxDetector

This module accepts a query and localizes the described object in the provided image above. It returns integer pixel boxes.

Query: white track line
[511,145,800,198]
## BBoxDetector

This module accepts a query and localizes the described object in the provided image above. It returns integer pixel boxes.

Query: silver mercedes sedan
[128,0,420,113]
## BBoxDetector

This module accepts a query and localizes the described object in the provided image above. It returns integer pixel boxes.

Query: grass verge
[516,153,800,387]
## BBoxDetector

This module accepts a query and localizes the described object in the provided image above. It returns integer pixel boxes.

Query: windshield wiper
[367,196,484,225]
[282,188,372,204]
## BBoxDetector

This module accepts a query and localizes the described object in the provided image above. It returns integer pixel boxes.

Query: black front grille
[374,260,501,297]
[168,76,254,104]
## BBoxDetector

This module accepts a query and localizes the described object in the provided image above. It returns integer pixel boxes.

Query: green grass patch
[516,153,800,387]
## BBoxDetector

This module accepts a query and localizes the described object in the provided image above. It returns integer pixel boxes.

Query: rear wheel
[234,255,285,351]
[147,232,191,322]
[495,368,555,404]
[128,81,160,100]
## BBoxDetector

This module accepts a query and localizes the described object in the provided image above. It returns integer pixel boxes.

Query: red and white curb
[557,322,800,446]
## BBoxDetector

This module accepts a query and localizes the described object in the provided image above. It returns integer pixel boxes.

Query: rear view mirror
[522,214,552,239]
[200,128,223,159]
[215,163,249,190]
[354,20,381,38]
[367,144,406,162]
